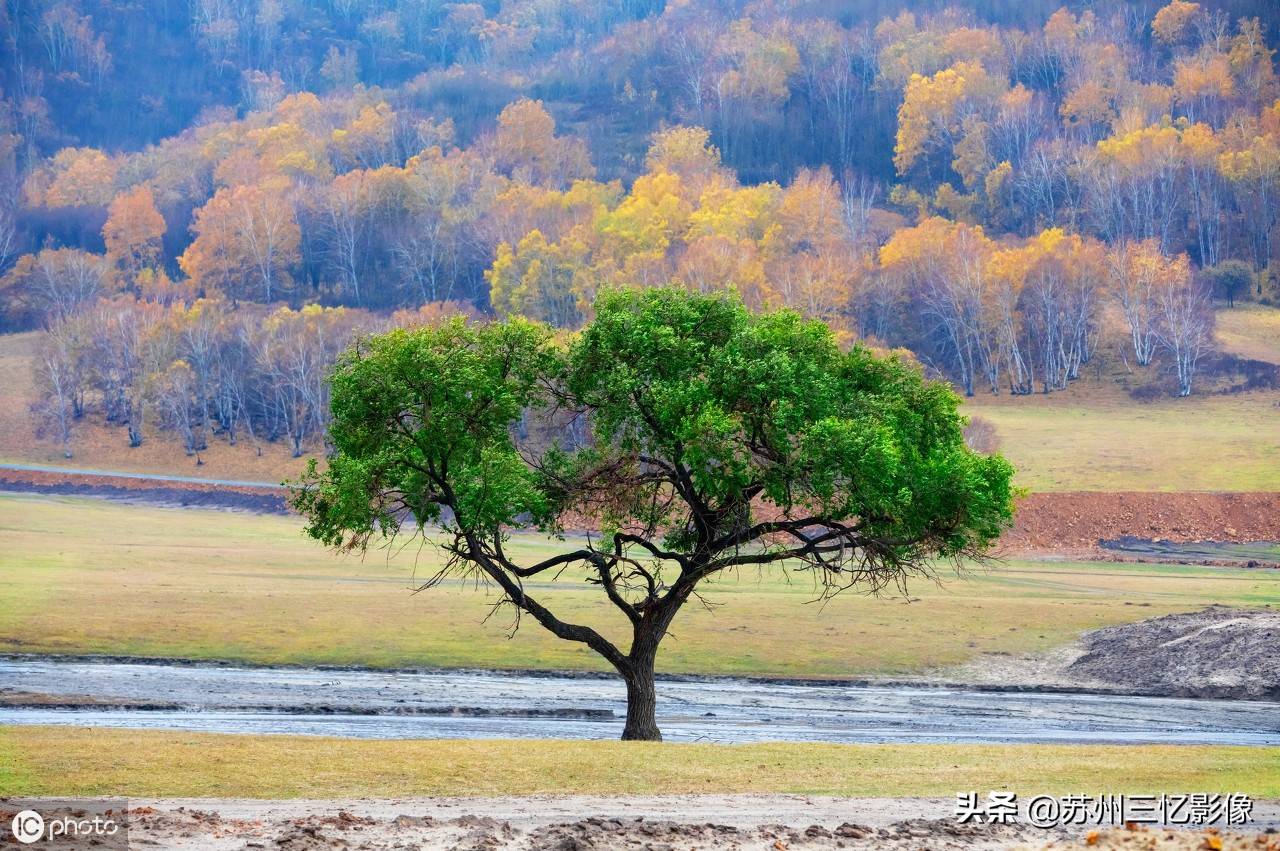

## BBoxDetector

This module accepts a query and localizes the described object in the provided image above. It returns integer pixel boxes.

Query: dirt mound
[1005,492,1280,552]
[0,466,288,513]
[1067,606,1280,700]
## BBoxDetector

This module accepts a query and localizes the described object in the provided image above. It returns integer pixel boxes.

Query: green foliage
[296,288,1013,574]
[293,318,559,548]
[1202,260,1255,305]
[563,289,1013,558]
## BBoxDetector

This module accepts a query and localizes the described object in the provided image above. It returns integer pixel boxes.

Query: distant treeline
[1,0,1279,457]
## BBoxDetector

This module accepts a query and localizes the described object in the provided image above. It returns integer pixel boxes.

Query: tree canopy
[293,288,1015,740]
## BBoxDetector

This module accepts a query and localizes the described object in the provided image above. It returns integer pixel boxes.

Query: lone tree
[292,289,1014,741]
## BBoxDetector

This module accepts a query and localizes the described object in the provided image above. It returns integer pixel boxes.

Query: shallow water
[1098,537,1280,564]
[1,658,1277,744]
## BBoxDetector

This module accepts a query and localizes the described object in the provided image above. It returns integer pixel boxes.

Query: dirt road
[43,795,1280,850]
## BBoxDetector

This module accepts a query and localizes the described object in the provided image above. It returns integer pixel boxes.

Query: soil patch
[1005,492,1280,553]
[65,797,1280,850]
[1066,606,1280,700]
[0,467,288,513]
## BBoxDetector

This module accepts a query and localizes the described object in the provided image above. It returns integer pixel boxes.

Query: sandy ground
[98,796,1280,849]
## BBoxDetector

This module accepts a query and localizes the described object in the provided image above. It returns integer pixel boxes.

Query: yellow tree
[675,234,773,309]
[894,61,1002,176]
[879,217,999,395]
[762,167,857,320]
[491,98,593,189]
[1180,122,1226,265]
[486,228,591,328]
[36,147,119,207]
[1174,51,1236,124]
[642,126,728,200]
[1016,229,1107,392]
[103,184,167,284]
[594,170,690,286]
[1107,239,1179,367]
[331,101,399,170]
[1152,1,1202,46]
[1091,123,1185,250]
[1218,109,1280,267]
[179,178,301,302]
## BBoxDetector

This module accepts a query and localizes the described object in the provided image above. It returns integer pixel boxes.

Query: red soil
[4,466,1278,551]
[1005,491,1280,550]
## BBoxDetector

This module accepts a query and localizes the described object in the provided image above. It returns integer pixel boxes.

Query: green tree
[1201,260,1254,307]
[291,289,1015,741]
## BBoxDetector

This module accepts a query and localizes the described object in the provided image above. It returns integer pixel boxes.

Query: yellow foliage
[492,98,593,188]
[984,161,1012,201]
[643,127,726,197]
[685,182,781,242]
[1174,53,1236,107]
[40,148,119,208]
[1152,0,1201,45]
[103,185,167,279]
[714,19,800,105]
[894,62,1001,175]
[597,171,690,260]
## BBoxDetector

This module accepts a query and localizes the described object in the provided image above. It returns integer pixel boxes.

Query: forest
[1,0,1279,458]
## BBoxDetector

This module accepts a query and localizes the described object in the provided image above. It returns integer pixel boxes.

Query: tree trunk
[621,660,661,741]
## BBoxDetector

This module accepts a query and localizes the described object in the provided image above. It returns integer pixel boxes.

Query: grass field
[964,388,1280,492]
[2,494,1275,678]
[1216,304,1280,366]
[1,726,1276,798]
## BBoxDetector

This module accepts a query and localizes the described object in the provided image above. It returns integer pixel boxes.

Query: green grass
[2,494,1275,678]
[965,389,1280,492]
[1,726,1276,798]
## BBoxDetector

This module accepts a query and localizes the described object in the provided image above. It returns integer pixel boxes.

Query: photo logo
[11,810,44,844]
[6,802,128,848]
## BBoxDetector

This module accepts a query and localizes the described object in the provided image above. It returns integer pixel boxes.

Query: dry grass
[2,494,1274,678]
[1,726,1276,799]
[1215,304,1280,365]
[963,381,1280,492]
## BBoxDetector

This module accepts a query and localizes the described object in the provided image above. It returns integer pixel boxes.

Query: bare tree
[1157,275,1214,396]
[32,317,88,457]
[1108,241,1163,367]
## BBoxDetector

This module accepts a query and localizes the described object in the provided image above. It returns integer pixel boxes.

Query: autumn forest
[2,0,1279,459]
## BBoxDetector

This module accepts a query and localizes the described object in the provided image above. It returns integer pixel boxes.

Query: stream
[2,657,1277,744]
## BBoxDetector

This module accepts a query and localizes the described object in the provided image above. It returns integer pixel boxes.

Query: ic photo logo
[10,810,43,844]
[6,801,128,848]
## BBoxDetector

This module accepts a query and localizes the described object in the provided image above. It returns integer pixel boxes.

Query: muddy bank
[1067,607,1280,701]
[917,606,1280,703]
[0,466,287,513]
[5,466,1280,556]
[1005,491,1280,552]
[1097,537,1280,566]
[23,796,1279,850]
